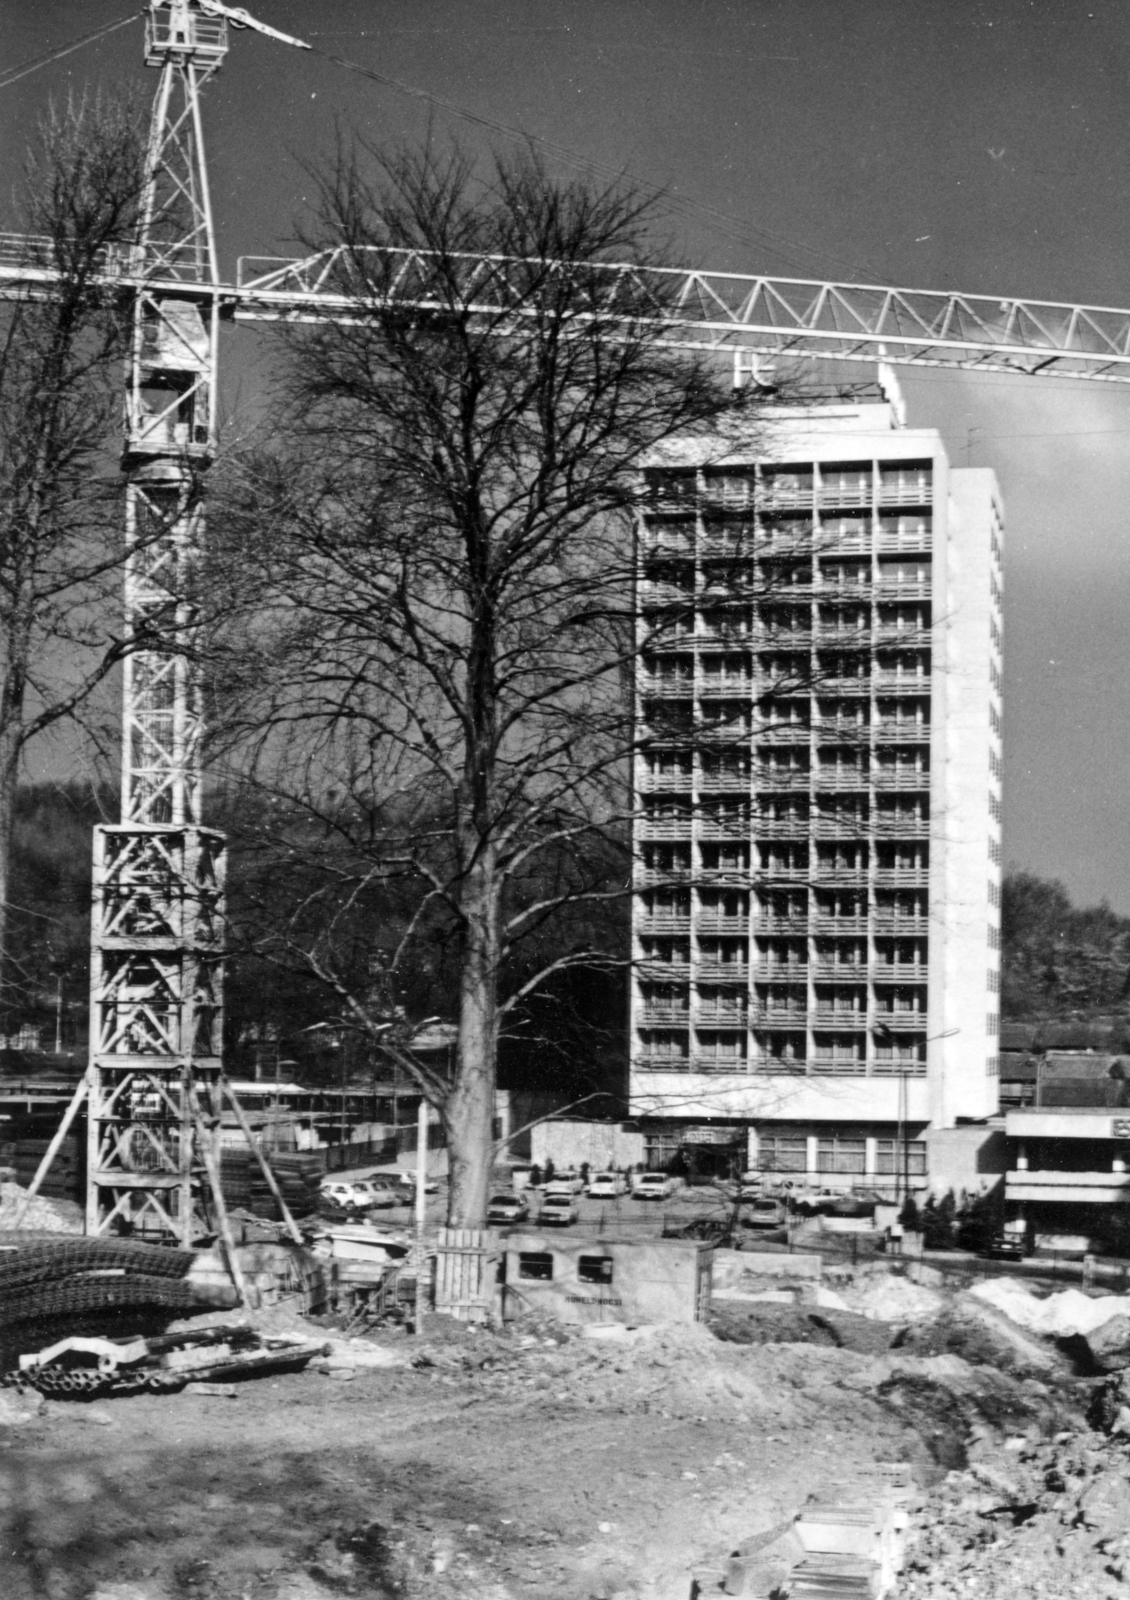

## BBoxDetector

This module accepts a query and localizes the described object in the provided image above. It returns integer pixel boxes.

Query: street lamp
[874,1023,958,1206]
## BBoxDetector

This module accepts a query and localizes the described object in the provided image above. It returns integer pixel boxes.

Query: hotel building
[629,386,1003,1190]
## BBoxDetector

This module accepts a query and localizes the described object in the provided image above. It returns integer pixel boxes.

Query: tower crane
[0,0,1128,1243]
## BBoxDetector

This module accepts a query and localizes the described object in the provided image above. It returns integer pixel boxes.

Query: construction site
[7,3,1130,1599]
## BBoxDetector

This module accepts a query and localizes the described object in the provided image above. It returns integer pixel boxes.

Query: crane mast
[87,2,227,1242]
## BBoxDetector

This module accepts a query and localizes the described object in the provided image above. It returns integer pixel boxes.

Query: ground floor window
[875,1138,927,1177]
[757,1133,808,1172]
[816,1135,867,1174]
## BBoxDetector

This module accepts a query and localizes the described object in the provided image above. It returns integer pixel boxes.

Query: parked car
[631,1172,680,1201]
[396,1170,439,1196]
[586,1171,627,1199]
[545,1171,585,1195]
[980,1230,1027,1260]
[539,1193,579,1226]
[319,1179,390,1212]
[487,1192,530,1225]
[351,1178,403,1210]
[742,1197,788,1229]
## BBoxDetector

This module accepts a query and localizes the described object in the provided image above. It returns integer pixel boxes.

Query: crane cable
[305,43,885,284]
[0,12,141,93]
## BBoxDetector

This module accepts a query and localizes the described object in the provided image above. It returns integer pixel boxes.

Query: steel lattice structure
[0,0,1128,1240]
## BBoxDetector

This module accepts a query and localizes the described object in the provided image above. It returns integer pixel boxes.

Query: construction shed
[499,1232,712,1326]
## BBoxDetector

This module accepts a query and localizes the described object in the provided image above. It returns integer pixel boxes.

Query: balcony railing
[634,1055,693,1072]
[695,1006,749,1026]
[699,680,755,698]
[755,770,812,790]
[812,866,869,885]
[641,679,695,699]
[638,771,694,791]
[756,915,810,934]
[637,915,692,935]
[813,771,869,790]
[813,1011,869,1028]
[811,816,869,836]
[873,674,931,693]
[877,482,933,506]
[811,915,870,934]
[872,817,929,836]
[872,770,930,790]
[693,962,750,984]
[635,867,693,886]
[758,725,812,744]
[873,868,929,887]
[752,1007,810,1025]
[638,819,695,840]
[811,962,869,979]
[869,1059,927,1075]
[755,818,811,838]
[760,486,815,509]
[819,486,871,508]
[816,676,873,694]
[638,1008,691,1026]
[699,772,753,791]
[696,914,751,935]
[874,725,931,744]
[810,1056,868,1074]
[871,914,929,933]
[874,582,931,601]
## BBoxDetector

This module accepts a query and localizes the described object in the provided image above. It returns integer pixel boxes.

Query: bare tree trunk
[444,849,500,1226]
[0,680,24,1035]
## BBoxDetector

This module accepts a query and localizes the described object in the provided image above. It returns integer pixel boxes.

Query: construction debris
[0,1180,81,1233]
[16,1323,328,1397]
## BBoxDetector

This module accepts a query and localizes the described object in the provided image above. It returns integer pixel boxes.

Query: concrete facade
[628,388,1003,1191]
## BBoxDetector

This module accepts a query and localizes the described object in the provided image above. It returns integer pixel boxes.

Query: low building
[1004,1051,1130,1251]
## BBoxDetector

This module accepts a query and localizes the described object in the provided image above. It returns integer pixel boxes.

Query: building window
[518,1252,554,1281]
[578,1256,614,1285]
[876,1139,927,1176]
[987,1055,1000,1077]
[816,1136,866,1175]
[757,1134,808,1172]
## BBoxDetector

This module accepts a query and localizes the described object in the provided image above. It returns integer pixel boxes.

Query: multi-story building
[629,384,1003,1193]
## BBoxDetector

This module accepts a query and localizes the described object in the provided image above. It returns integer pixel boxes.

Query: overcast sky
[4,0,1130,908]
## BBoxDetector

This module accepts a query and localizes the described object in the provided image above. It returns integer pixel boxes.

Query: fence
[434,1227,493,1322]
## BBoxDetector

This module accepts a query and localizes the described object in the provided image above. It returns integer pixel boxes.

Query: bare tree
[0,93,149,1025]
[214,142,772,1224]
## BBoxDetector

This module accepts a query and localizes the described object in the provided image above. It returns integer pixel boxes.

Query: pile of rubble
[0,1180,81,1233]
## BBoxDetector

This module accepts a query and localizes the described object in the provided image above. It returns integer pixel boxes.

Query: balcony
[873,675,931,694]
[755,770,812,791]
[811,915,870,935]
[813,1011,868,1029]
[813,721,870,742]
[694,962,750,985]
[810,1056,868,1074]
[874,724,930,744]
[638,818,694,840]
[760,485,815,511]
[757,723,813,743]
[812,866,869,886]
[699,771,753,793]
[819,485,871,509]
[640,679,695,699]
[872,817,929,837]
[636,960,692,982]
[696,914,751,935]
[635,866,693,886]
[869,1059,927,1076]
[811,961,869,980]
[872,770,929,791]
[810,816,868,837]
[813,771,869,791]
[873,867,929,888]
[875,625,931,645]
[699,679,755,699]
[637,914,692,935]
[634,1055,693,1073]
[878,481,933,506]
[817,676,872,695]
[638,1006,690,1026]
[753,1007,810,1026]
[637,770,694,791]
[698,816,753,842]
[697,628,756,649]
[874,582,931,602]
[871,914,929,933]
[755,818,811,838]
[875,1012,928,1030]
[755,915,810,935]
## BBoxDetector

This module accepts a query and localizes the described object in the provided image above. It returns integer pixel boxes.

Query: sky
[4,0,1130,908]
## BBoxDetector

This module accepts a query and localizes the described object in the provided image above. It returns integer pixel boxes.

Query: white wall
[530,1119,646,1171]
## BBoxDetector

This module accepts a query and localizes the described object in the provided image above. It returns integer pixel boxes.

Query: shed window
[578,1256,614,1285]
[517,1252,554,1281]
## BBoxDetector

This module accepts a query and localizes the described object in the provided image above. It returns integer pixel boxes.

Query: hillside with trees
[1002,869,1130,1020]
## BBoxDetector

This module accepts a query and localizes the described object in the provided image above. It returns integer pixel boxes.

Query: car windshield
[490,1196,515,1206]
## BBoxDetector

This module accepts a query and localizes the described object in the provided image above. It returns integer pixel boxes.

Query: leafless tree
[0,93,149,1025]
[212,142,780,1224]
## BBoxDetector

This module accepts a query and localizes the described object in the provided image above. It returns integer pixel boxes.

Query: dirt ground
[0,1274,1118,1600]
